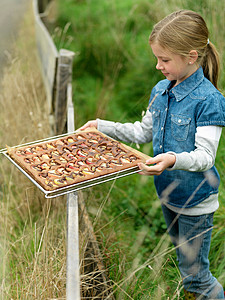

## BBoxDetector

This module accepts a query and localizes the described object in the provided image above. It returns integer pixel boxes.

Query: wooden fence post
[54,49,75,135]
[66,78,81,299]
[67,192,81,300]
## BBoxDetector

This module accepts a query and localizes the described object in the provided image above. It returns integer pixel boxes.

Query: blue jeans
[161,205,224,299]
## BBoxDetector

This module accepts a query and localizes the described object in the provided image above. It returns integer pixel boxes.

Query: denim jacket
[149,67,225,208]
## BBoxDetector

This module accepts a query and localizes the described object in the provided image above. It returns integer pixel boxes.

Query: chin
[166,75,175,81]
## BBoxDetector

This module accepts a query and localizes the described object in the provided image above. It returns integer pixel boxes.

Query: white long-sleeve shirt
[97,110,222,215]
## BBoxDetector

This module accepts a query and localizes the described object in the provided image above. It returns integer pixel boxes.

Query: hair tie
[207,38,210,45]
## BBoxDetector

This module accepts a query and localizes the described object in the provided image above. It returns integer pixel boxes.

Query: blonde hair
[149,10,220,89]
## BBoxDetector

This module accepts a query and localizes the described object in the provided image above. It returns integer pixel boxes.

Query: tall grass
[54,0,225,298]
[0,3,68,299]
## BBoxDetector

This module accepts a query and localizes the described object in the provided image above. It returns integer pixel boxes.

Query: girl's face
[150,42,198,86]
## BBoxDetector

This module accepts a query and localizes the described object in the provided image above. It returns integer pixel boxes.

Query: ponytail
[201,42,220,89]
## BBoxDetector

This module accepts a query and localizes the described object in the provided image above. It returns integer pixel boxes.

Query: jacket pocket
[171,114,191,141]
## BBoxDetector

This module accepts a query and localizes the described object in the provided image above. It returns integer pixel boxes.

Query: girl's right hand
[78,120,98,131]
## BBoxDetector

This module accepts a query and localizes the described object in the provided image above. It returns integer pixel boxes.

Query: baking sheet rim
[2,151,140,198]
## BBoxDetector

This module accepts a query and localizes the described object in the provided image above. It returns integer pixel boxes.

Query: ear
[188,50,198,64]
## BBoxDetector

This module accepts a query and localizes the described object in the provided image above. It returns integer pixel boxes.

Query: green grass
[54,0,225,298]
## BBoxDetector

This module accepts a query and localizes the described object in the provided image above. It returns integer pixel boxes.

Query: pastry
[7,128,149,191]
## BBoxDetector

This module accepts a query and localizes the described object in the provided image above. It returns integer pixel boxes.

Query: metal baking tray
[2,151,140,198]
[1,132,142,198]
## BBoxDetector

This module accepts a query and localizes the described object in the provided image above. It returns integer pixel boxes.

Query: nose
[156,60,163,70]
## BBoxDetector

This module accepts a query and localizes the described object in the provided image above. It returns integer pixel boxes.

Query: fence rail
[33,0,58,114]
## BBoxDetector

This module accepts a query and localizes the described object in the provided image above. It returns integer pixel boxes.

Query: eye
[162,59,169,62]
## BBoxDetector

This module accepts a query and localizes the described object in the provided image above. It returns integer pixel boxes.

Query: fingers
[138,155,164,176]
[137,154,176,176]
[138,162,159,176]
[78,120,98,131]
[145,157,157,165]
[78,124,89,131]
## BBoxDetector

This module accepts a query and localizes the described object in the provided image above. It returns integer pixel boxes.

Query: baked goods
[7,128,149,191]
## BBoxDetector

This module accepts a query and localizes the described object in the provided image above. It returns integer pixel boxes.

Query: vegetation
[53,0,225,298]
[0,4,67,299]
[0,0,224,299]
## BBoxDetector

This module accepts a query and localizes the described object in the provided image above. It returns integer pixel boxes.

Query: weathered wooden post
[66,82,81,300]
[54,49,75,135]
[67,192,80,300]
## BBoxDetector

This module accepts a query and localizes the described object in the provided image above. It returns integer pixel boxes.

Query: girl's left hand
[138,153,176,176]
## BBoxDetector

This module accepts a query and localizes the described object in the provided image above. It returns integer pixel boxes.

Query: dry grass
[0,3,115,299]
[0,3,67,299]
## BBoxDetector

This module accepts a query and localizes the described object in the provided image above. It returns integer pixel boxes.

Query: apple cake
[7,128,149,191]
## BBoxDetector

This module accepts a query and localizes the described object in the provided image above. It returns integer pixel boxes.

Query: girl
[79,10,225,299]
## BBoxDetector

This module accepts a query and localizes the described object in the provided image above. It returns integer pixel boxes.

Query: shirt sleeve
[97,110,153,144]
[168,126,222,172]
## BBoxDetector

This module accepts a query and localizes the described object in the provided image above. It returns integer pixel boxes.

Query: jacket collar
[162,67,205,102]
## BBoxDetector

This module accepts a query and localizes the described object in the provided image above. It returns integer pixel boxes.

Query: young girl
[79,10,225,299]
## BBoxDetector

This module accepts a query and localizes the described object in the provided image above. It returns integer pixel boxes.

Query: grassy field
[54,0,225,299]
[0,0,224,299]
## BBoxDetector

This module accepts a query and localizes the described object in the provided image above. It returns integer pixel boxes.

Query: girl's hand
[138,153,176,176]
[78,120,98,131]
